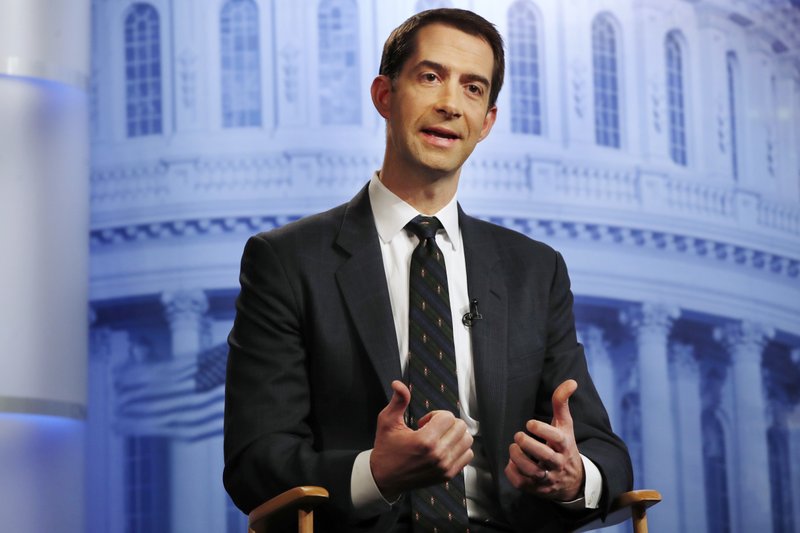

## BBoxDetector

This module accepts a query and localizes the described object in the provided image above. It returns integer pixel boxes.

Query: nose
[435,83,462,119]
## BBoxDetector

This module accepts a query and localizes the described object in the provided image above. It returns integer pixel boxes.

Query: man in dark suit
[224,8,632,532]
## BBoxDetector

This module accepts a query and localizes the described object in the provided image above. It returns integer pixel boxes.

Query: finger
[416,410,436,428]
[445,445,474,479]
[380,380,411,427]
[505,459,534,491]
[439,423,473,476]
[417,409,456,434]
[508,443,537,477]
[551,379,577,428]
[525,419,569,453]
[439,419,473,455]
[515,431,563,471]
[508,442,549,479]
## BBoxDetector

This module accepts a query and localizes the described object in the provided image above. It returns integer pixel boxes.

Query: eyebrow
[413,59,491,89]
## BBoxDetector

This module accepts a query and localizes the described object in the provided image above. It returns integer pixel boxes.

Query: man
[224,8,632,532]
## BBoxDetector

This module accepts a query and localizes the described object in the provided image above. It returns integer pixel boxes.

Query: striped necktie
[405,215,470,532]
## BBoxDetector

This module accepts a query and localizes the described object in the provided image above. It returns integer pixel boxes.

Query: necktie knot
[406,215,442,242]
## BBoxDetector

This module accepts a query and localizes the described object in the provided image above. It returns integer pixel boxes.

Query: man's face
[376,23,497,180]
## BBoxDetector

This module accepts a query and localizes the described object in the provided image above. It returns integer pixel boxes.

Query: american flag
[114,344,227,442]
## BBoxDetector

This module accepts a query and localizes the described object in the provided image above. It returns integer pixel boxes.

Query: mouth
[421,127,461,140]
[420,126,461,147]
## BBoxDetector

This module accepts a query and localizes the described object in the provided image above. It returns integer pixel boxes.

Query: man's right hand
[369,380,473,501]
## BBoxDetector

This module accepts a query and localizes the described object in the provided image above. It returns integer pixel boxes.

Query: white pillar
[162,290,209,360]
[620,303,680,533]
[714,321,775,533]
[161,290,225,533]
[669,342,709,533]
[0,2,90,532]
[579,324,617,428]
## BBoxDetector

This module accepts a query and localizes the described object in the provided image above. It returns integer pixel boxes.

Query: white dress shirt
[350,173,602,520]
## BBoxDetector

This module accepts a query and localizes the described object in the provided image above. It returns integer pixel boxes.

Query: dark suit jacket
[224,184,633,532]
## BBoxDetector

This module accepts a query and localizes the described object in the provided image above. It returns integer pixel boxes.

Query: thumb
[379,380,411,427]
[551,379,577,427]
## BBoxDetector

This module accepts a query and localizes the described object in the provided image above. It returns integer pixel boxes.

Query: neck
[378,155,460,215]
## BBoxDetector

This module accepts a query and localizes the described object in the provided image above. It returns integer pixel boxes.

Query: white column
[579,324,617,428]
[161,290,225,533]
[0,2,90,532]
[714,321,775,533]
[620,303,680,533]
[162,289,210,360]
[669,343,709,533]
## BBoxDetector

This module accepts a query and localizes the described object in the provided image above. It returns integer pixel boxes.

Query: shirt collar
[368,171,461,252]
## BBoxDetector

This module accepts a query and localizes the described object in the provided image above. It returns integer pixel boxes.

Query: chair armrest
[248,486,329,533]
[245,487,660,533]
[574,489,662,532]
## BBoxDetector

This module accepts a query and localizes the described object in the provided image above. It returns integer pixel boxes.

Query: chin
[418,155,463,174]
[419,163,458,177]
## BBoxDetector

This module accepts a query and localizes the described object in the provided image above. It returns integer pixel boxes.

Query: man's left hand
[504,379,585,502]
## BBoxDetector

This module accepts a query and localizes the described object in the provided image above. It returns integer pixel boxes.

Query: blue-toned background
[3,0,799,532]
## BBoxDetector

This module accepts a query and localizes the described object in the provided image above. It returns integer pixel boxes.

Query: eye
[466,84,483,96]
[421,72,438,83]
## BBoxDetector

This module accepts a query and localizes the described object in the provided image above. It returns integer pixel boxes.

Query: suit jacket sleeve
[496,246,633,532]
[223,234,358,519]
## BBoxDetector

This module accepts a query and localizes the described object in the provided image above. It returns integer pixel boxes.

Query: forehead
[406,23,494,79]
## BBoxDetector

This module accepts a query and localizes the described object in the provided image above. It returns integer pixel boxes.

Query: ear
[477,105,498,142]
[371,75,393,119]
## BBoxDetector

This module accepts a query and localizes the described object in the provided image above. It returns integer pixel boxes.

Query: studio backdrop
[83,1,800,532]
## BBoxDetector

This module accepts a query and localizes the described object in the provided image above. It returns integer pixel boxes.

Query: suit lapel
[460,208,508,469]
[335,185,402,403]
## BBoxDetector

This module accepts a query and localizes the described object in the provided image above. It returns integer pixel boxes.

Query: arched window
[665,32,687,165]
[220,0,262,128]
[726,52,739,181]
[124,3,162,137]
[509,1,542,135]
[415,0,452,11]
[592,14,621,148]
[703,410,731,533]
[318,0,361,125]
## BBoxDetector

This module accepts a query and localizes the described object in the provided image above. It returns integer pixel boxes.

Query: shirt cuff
[555,454,603,510]
[350,449,396,519]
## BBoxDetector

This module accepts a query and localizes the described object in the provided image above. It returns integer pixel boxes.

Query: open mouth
[421,127,460,143]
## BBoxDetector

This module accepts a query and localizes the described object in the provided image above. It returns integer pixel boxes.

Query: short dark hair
[379,8,505,109]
